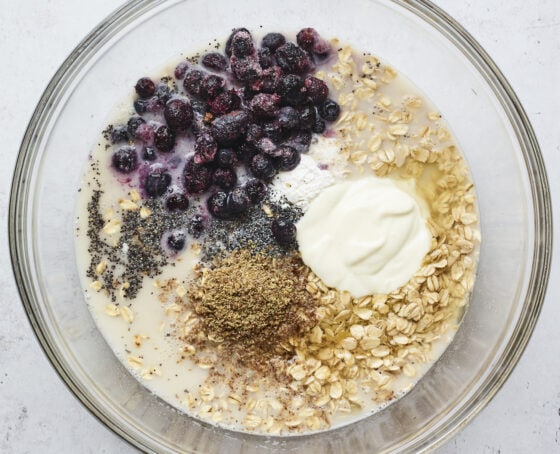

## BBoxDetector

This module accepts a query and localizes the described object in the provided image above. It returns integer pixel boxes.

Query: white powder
[271,137,347,210]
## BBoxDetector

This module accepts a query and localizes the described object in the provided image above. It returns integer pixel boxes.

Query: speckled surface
[0,1,558,452]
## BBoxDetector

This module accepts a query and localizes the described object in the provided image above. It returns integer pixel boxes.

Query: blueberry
[166,193,189,211]
[194,133,218,164]
[201,52,228,72]
[244,178,267,204]
[167,231,186,251]
[284,130,312,153]
[135,123,155,144]
[296,28,317,52]
[275,43,313,74]
[215,148,237,168]
[250,93,281,119]
[155,83,173,103]
[212,167,237,189]
[174,61,189,79]
[225,27,251,57]
[112,146,138,173]
[304,76,329,104]
[250,153,276,180]
[277,106,299,131]
[127,116,146,138]
[275,145,301,171]
[262,120,286,142]
[231,57,262,82]
[318,99,340,122]
[154,125,175,152]
[133,98,149,114]
[257,48,275,69]
[210,110,250,146]
[209,90,241,116]
[110,125,129,144]
[245,123,263,145]
[144,172,171,197]
[231,30,255,57]
[207,191,231,219]
[297,104,316,129]
[277,74,306,106]
[312,117,326,134]
[251,66,282,94]
[183,70,206,97]
[164,98,194,131]
[135,77,156,98]
[261,32,286,52]
[227,186,251,214]
[142,147,157,161]
[145,96,165,113]
[236,142,258,164]
[256,137,279,157]
[187,213,205,237]
[271,217,297,246]
[200,74,226,100]
[184,157,213,194]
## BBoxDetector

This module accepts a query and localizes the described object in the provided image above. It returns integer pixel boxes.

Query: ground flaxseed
[186,248,317,369]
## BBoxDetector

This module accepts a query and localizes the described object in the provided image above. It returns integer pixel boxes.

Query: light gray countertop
[1,1,558,452]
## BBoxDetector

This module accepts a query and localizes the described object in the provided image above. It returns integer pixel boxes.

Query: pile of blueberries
[109,27,340,246]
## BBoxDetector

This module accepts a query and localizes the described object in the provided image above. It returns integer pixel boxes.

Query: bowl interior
[11,0,550,452]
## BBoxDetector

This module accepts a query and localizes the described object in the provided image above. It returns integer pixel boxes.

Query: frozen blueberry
[251,66,282,94]
[250,153,276,180]
[209,90,241,116]
[275,145,301,171]
[215,148,237,168]
[244,178,267,204]
[245,123,263,145]
[250,93,281,119]
[275,43,313,74]
[225,27,251,57]
[164,98,194,131]
[231,30,255,58]
[210,110,250,146]
[133,98,149,114]
[271,217,297,246]
[261,32,286,52]
[261,120,285,143]
[257,47,275,69]
[110,125,129,144]
[194,133,218,164]
[183,70,206,97]
[201,52,228,72]
[154,125,175,152]
[166,193,189,211]
[256,137,279,157]
[174,61,190,80]
[112,146,138,173]
[296,28,316,52]
[144,172,171,197]
[184,157,213,194]
[297,104,316,129]
[207,191,231,219]
[212,167,237,189]
[318,99,341,122]
[135,122,155,144]
[187,213,205,237]
[135,77,156,98]
[227,186,251,214]
[200,74,226,100]
[167,231,186,251]
[277,74,306,106]
[312,117,326,134]
[304,76,329,104]
[154,83,173,103]
[142,147,157,161]
[231,57,262,82]
[277,106,299,131]
[127,116,146,138]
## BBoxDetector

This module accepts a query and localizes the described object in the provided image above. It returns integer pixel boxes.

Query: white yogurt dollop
[297,177,431,297]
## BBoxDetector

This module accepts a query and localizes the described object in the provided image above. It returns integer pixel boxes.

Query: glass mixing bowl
[9,0,552,452]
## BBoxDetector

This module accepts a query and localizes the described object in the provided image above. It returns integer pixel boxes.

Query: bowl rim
[9,0,553,452]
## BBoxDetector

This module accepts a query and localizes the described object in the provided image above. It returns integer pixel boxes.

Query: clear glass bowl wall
[9,0,551,452]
